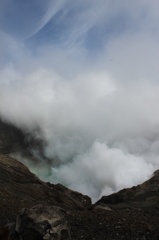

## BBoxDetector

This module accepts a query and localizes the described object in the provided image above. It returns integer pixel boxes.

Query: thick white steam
[1,65,159,201]
[0,0,159,201]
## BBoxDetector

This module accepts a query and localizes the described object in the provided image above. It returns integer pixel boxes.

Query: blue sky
[0,0,159,81]
[0,1,158,60]
[1,0,159,200]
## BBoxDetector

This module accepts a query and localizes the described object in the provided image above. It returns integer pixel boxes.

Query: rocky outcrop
[0,154,91,227]
[95,170,159,209]
[13,205,70,240]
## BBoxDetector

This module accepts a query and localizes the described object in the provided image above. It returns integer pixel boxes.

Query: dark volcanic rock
[0,119,26,154]
[0,154,91,227]
[68,207,159,240]
[0,118,50,162]
[95,170,159,209]
[68,171,159,239]
[15,205,70,240]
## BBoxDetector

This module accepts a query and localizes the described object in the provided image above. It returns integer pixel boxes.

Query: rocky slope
[0,154,91,227]
[96,170,159,209]
[1,119,159,239]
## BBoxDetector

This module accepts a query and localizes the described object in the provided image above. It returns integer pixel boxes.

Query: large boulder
[15,205,70,240]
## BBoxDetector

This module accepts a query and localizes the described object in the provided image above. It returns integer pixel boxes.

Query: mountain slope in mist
[0,153,91,227]
[0,119,27,154]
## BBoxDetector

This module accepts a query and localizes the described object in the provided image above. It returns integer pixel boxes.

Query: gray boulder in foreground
[15,205,70,240]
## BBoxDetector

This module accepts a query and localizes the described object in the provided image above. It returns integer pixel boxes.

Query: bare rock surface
[0,154,91,227]
[14,205,70,240]
[96,170,159,209]
[68,207,159,240]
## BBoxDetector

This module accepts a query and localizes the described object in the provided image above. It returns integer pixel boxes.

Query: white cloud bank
[0,0,159,201]
[1,65,159,202]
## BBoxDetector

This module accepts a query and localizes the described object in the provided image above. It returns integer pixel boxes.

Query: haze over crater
[0,0,159,201]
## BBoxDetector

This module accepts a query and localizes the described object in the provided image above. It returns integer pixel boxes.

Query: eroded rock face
[15,205,70,240]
